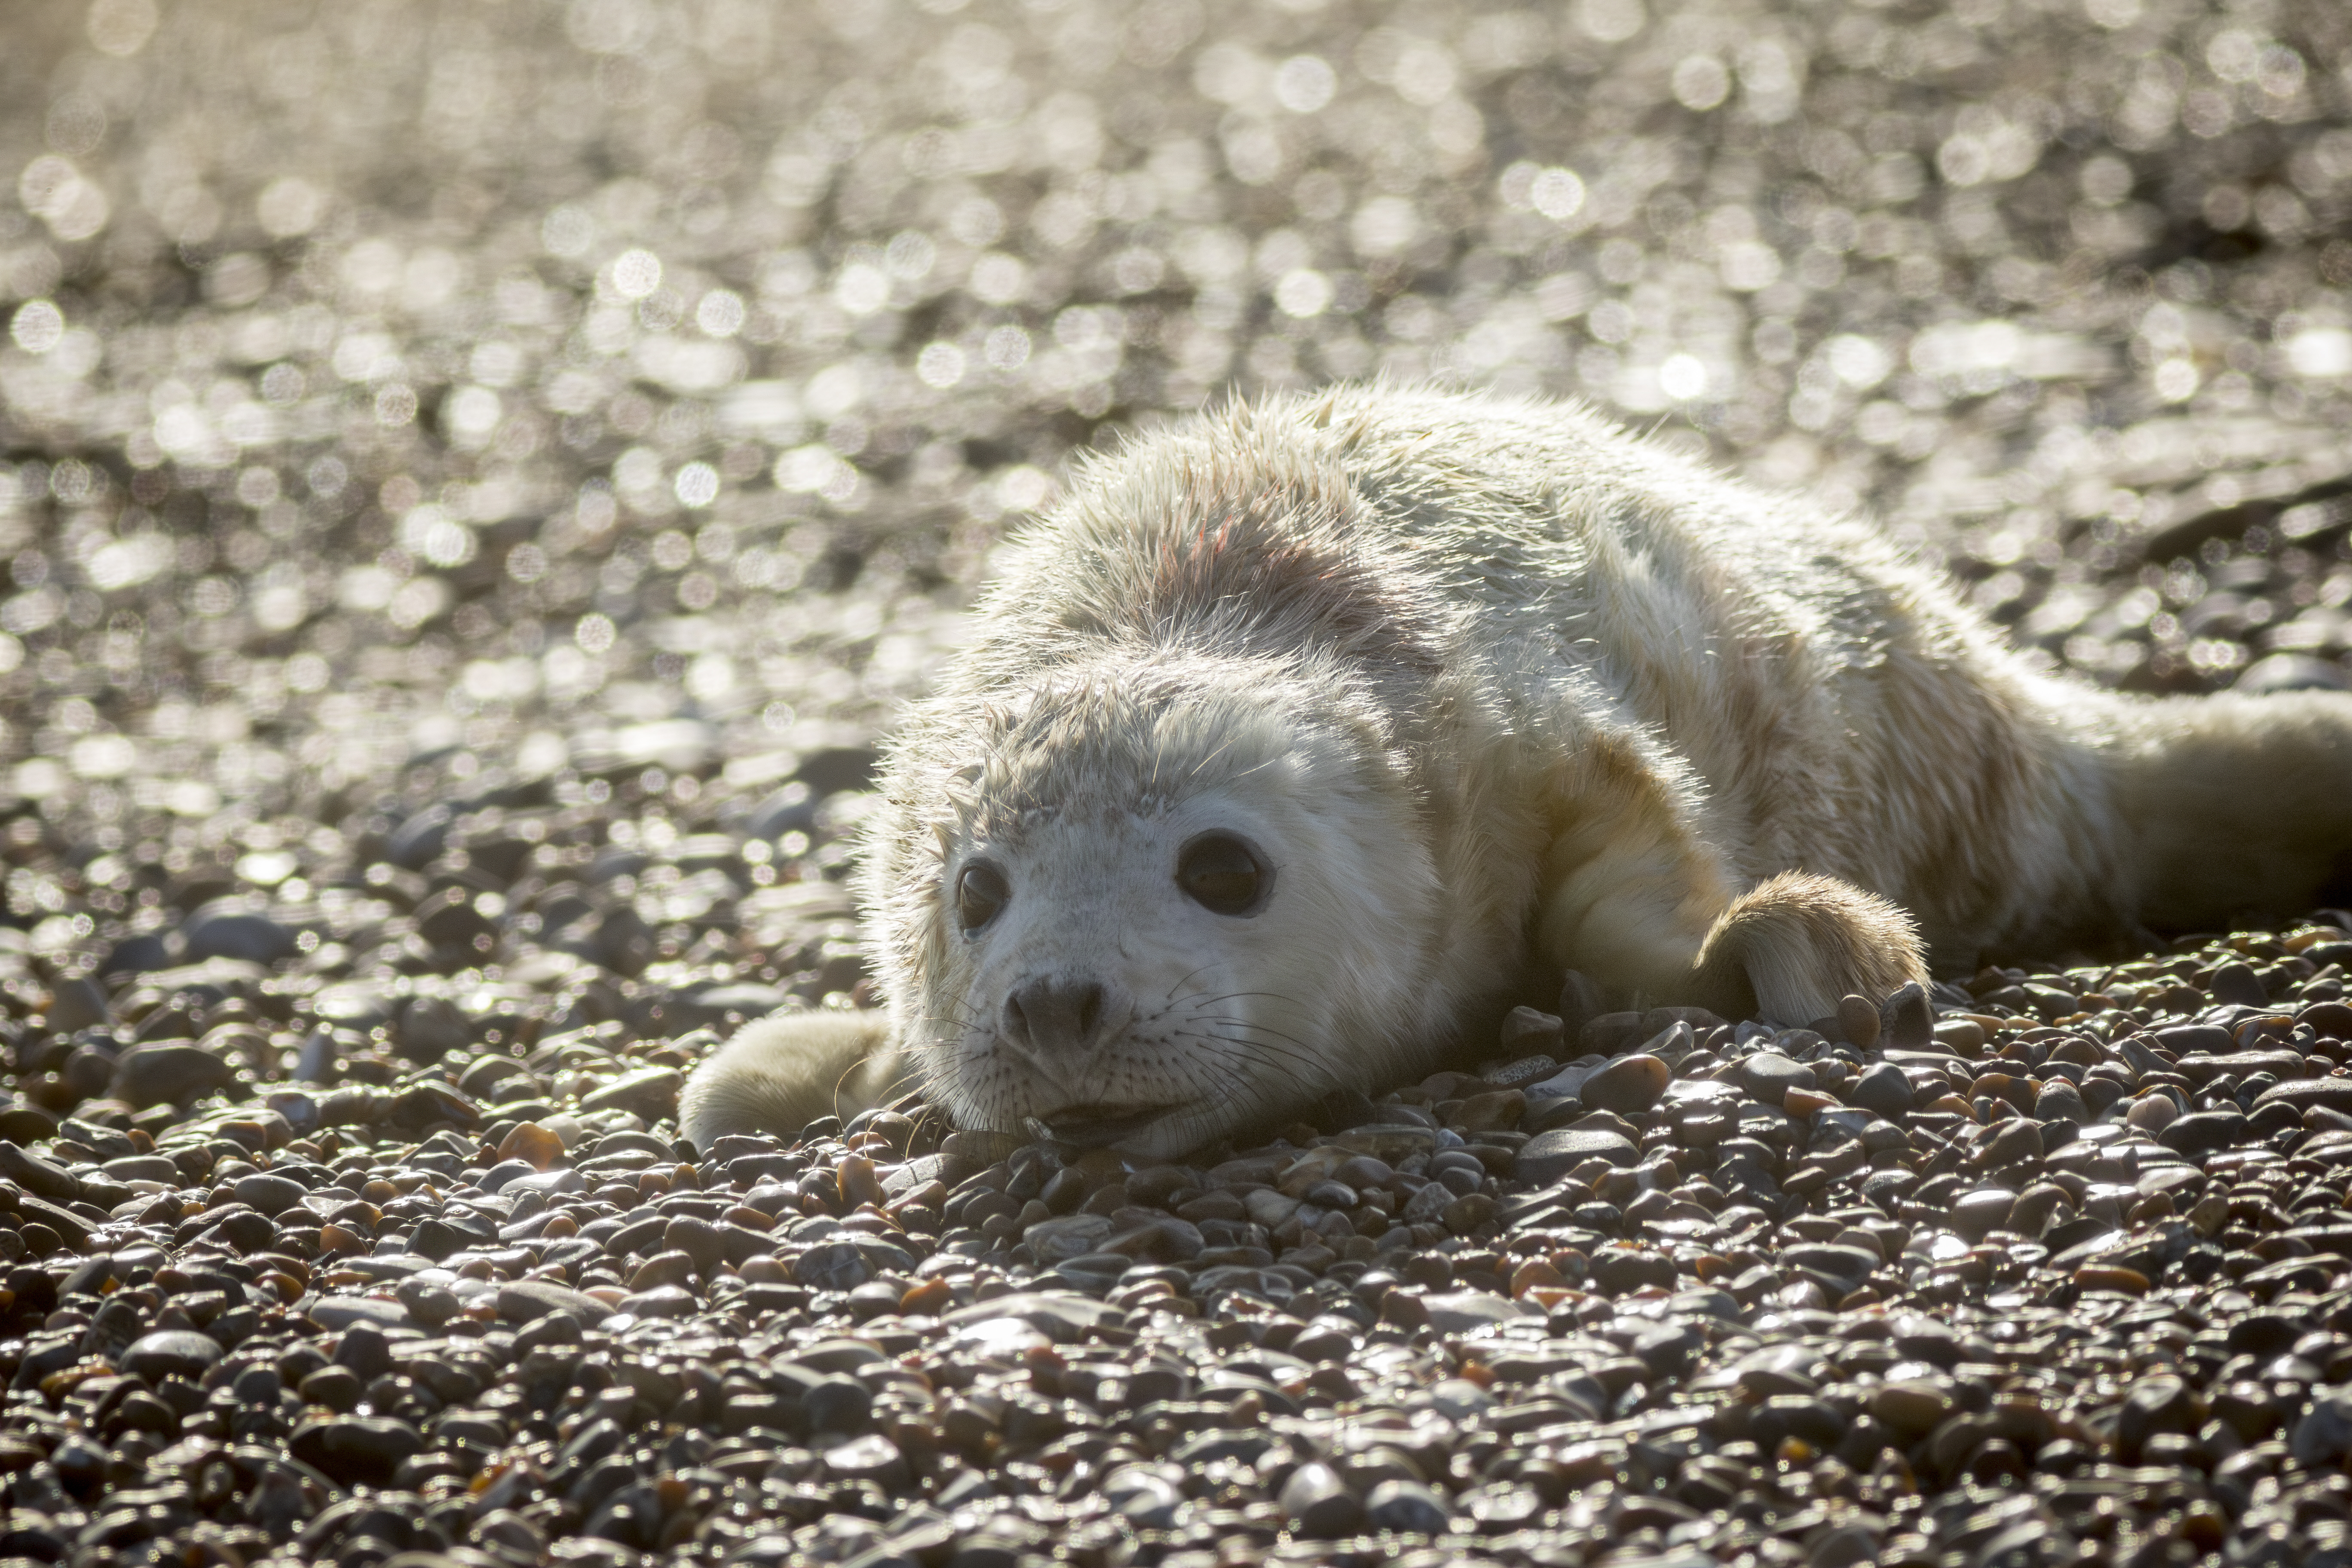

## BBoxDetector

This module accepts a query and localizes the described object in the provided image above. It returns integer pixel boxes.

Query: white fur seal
[683,386,2352,1158]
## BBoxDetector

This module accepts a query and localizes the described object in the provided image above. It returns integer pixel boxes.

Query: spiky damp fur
[681,386,2352,1158]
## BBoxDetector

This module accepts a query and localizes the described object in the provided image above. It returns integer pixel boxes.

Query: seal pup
[683,385,2352,1158]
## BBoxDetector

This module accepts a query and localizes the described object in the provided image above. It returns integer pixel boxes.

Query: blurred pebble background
[0,0,2348,1001]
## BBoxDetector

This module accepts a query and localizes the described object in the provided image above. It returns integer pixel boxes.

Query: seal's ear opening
[1690,871,1928,1026]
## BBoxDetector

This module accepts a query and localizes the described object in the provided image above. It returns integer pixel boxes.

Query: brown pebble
[1835,995,1880,1049]
[1871,1381,1951,1436]
[1443,1192,1497,1233]
[631,1251,696,1289]
[1453,1088,1525,1132]
[1510,1256,1565,1295]
[2074,1265,2150,1294]
[1580,1054,1669,1115]
[900,1276,953,1315]
[1783,1087,1837,1118]
[839,1155,885,1210]
[497,1122,565,1171]
[2126,1094,2179,1133]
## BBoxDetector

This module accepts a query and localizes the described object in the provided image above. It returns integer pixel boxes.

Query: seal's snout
[1001,973,1127,1056]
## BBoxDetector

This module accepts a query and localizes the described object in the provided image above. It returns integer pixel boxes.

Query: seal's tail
[2107,687,2352,932]
[678,1010,904,1151]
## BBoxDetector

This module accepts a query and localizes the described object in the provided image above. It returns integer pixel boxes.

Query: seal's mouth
[1029,1101,1183,1148]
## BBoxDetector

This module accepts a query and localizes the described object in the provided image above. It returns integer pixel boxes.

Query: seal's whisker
[1185,1011,1322,1056]
[1160,963,1225,1005]
[1188,1026,1330,1081]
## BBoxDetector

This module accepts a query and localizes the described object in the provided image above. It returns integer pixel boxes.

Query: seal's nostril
[1004,975,1112,1054]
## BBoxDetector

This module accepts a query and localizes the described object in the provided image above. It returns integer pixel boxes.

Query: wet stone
[1517,1126,1638,1184]
[1278,1461,1362,1540]
[1106,1467,1183,1529]
[290,1415,426,1485]
[1950,1189,2016,1242]
[795,1241,873,1291]
[580,1066,683,1121]
[1739,1052,1813,1103]
[2117,1374,2199,1460]
[182,909,300,966]
[2291,1390,2352,1467]
[0,1141,81,1202]
[1881,984,1936,1050]
[232,1172,306,1217]
[110,1044,238,1106]
[1422,1291,1534,1333]
[1871,1382,1952,1438]
[1847,1062,1914,1118]
[2208,962,2268,1009]
[1580,1054,1669,1115]
[2033,1078,2088,1124]
[496,1280,615,1325]
[2162,1108,2248,1158]
[121,1331,223,1380]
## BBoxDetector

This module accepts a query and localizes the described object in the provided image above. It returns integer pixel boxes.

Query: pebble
[119,1330,224,1380]
[1365,1478,1452,1534]
[1738,1051,1814,1102]
[2034,1078,2089,1124]
[1278,1461,1363,1539]
[496,1280,616,1326]
[230,1172,306,1218]
[1881,983,1936,1050]
[1835,994,1881,1050]
[1517,1126,1639,1184]
[1578,1053,1669,1115]
[181,910,300,967]
[108,1044,238,1106]
[2292,1390,2352,1467]
[1847,1060,1915,1118]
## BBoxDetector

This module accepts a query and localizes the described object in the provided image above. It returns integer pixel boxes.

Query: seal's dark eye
[1177,832,1268,916]
[956,862,1009,933]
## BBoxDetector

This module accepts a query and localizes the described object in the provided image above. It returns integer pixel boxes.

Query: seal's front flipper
[1690,871,1927,1026]
[679,1010,905,1151]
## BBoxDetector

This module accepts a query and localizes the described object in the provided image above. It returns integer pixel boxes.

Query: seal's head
[863,652,1447,1158]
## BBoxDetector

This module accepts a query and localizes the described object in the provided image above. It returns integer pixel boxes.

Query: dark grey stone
[122,1330,224,1380]
[1516,1126,1638,1185]
[1847,1062,1915,1118]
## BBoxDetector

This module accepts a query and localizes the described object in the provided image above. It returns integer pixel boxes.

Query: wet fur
[683,386,2352,1155]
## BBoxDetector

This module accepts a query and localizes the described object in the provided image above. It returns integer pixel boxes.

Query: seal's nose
[1002,974,1117,1055]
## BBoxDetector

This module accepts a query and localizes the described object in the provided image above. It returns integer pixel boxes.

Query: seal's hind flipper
[1690,871,1928,1026]
[679,1010,904,1152]
[2111,689,2352,933]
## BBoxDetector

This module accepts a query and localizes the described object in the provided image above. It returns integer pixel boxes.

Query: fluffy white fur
[682,386,2352,1158]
